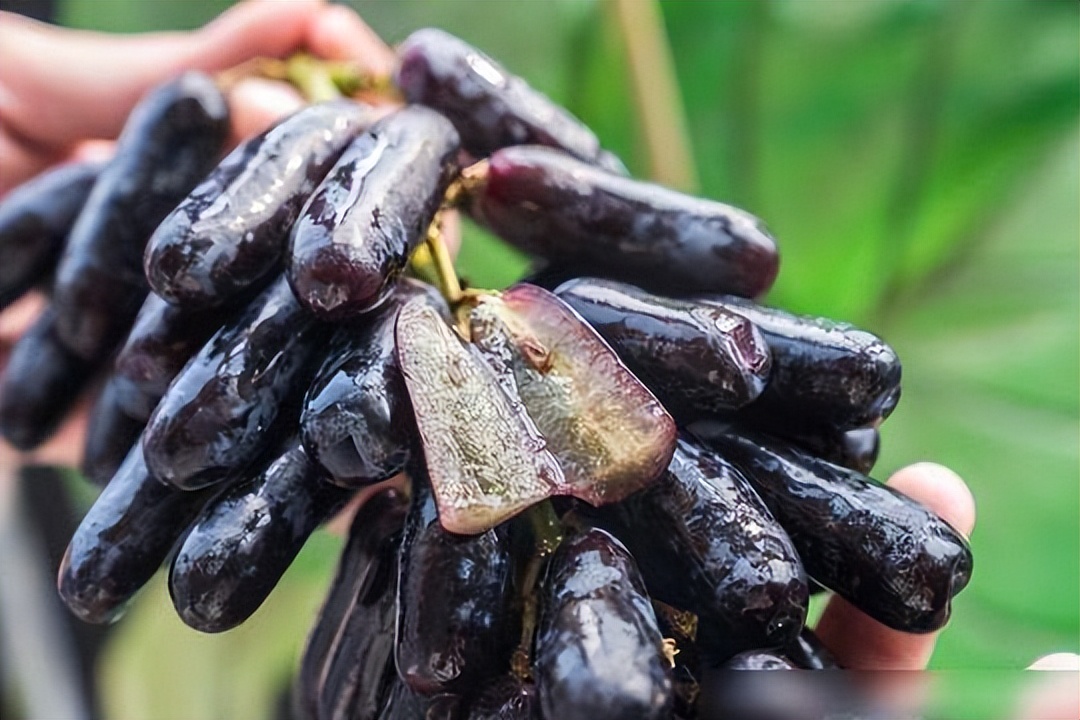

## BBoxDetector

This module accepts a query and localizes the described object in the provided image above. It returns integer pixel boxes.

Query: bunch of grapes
[0,27,972,720]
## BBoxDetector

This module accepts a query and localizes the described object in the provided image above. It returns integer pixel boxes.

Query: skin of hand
[0,0,394,194]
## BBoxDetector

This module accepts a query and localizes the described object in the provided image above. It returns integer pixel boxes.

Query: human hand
[0,0,395,470]
[0,0,394,195]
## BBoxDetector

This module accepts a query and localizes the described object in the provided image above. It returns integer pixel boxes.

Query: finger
[814,462,976,670]
[0,124,67,196]
[1016,653,1080,720]
[226,77,306,146]
[0,1,322,151]
[305,4,395,75]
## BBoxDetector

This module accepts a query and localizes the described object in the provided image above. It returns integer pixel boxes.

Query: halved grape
[395,297,562,534]
[475,284,677,506]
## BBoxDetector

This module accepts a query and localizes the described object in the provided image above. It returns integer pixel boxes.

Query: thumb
[0,0,322,151]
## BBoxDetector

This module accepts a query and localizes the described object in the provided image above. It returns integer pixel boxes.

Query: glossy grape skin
[169,438,352,633]
[703,296,901,432]
[58,443,212,624]
[467,145,779,299]
[394,474,517,696]
[0,308,95,450]
[0,160,103,310]
[301,281,444,487]
[786,425,880,475]
[467,676,538,720]
[535,529,672,720]
[81,379,146,487]
[289,106,460,320]
[395,28,615,170]
[375,679,450,720]
[578,436,807,661]
[112,293,228,422]
[515,262,578,292]
[555,278,772,417]
[722,651,797,670]
[693,429,973,633]
[297,490,408,720]
[142,276,327,490]
[52,72,229,360]
[145,101,377,309]
[785,629,840,670]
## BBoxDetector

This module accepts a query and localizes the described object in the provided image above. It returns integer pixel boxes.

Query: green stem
[511,500,564,680]
[424,218,462,305]
[285,54,343,103]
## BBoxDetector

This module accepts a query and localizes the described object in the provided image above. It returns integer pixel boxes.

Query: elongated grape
[786,425,880,475]
[703,296,901,431]
[146,101,377,309]
[785,629,840,670]
[395,474,517,696]
[579,436,807,660]
[53,72,229,359]
[301,281,444,487]
[111,293,226,421]
[169,438,352,633]
[555,278,772,417]
[142,276,327,490]
[58,443,212,624]
[297,490,407,720]
[473,284,677,506]
[693,429,973,633]
[396,297,562,534]
[395,28,614,169]
[81,378,145,487]
[0,160,103,310]
[467,146,778,298]
[535,528,672,720]
[467,676,538,720]
[0,308,95,450]
[289,105,460,320]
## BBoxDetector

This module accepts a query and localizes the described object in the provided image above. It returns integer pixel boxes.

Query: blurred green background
[19,0,1080,717]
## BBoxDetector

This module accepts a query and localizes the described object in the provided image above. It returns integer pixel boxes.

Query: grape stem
[424,218,462,304]
[284,54,342,102]
[511,500,564,680]
[443,159,489,208]
[214,53,397,103]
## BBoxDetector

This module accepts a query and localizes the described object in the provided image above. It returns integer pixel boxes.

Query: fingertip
[1016,653,1080,720]
[887,462,976,538]
[194,0,324,67]
[1027,652,1080,671]
[306,4,394,74]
